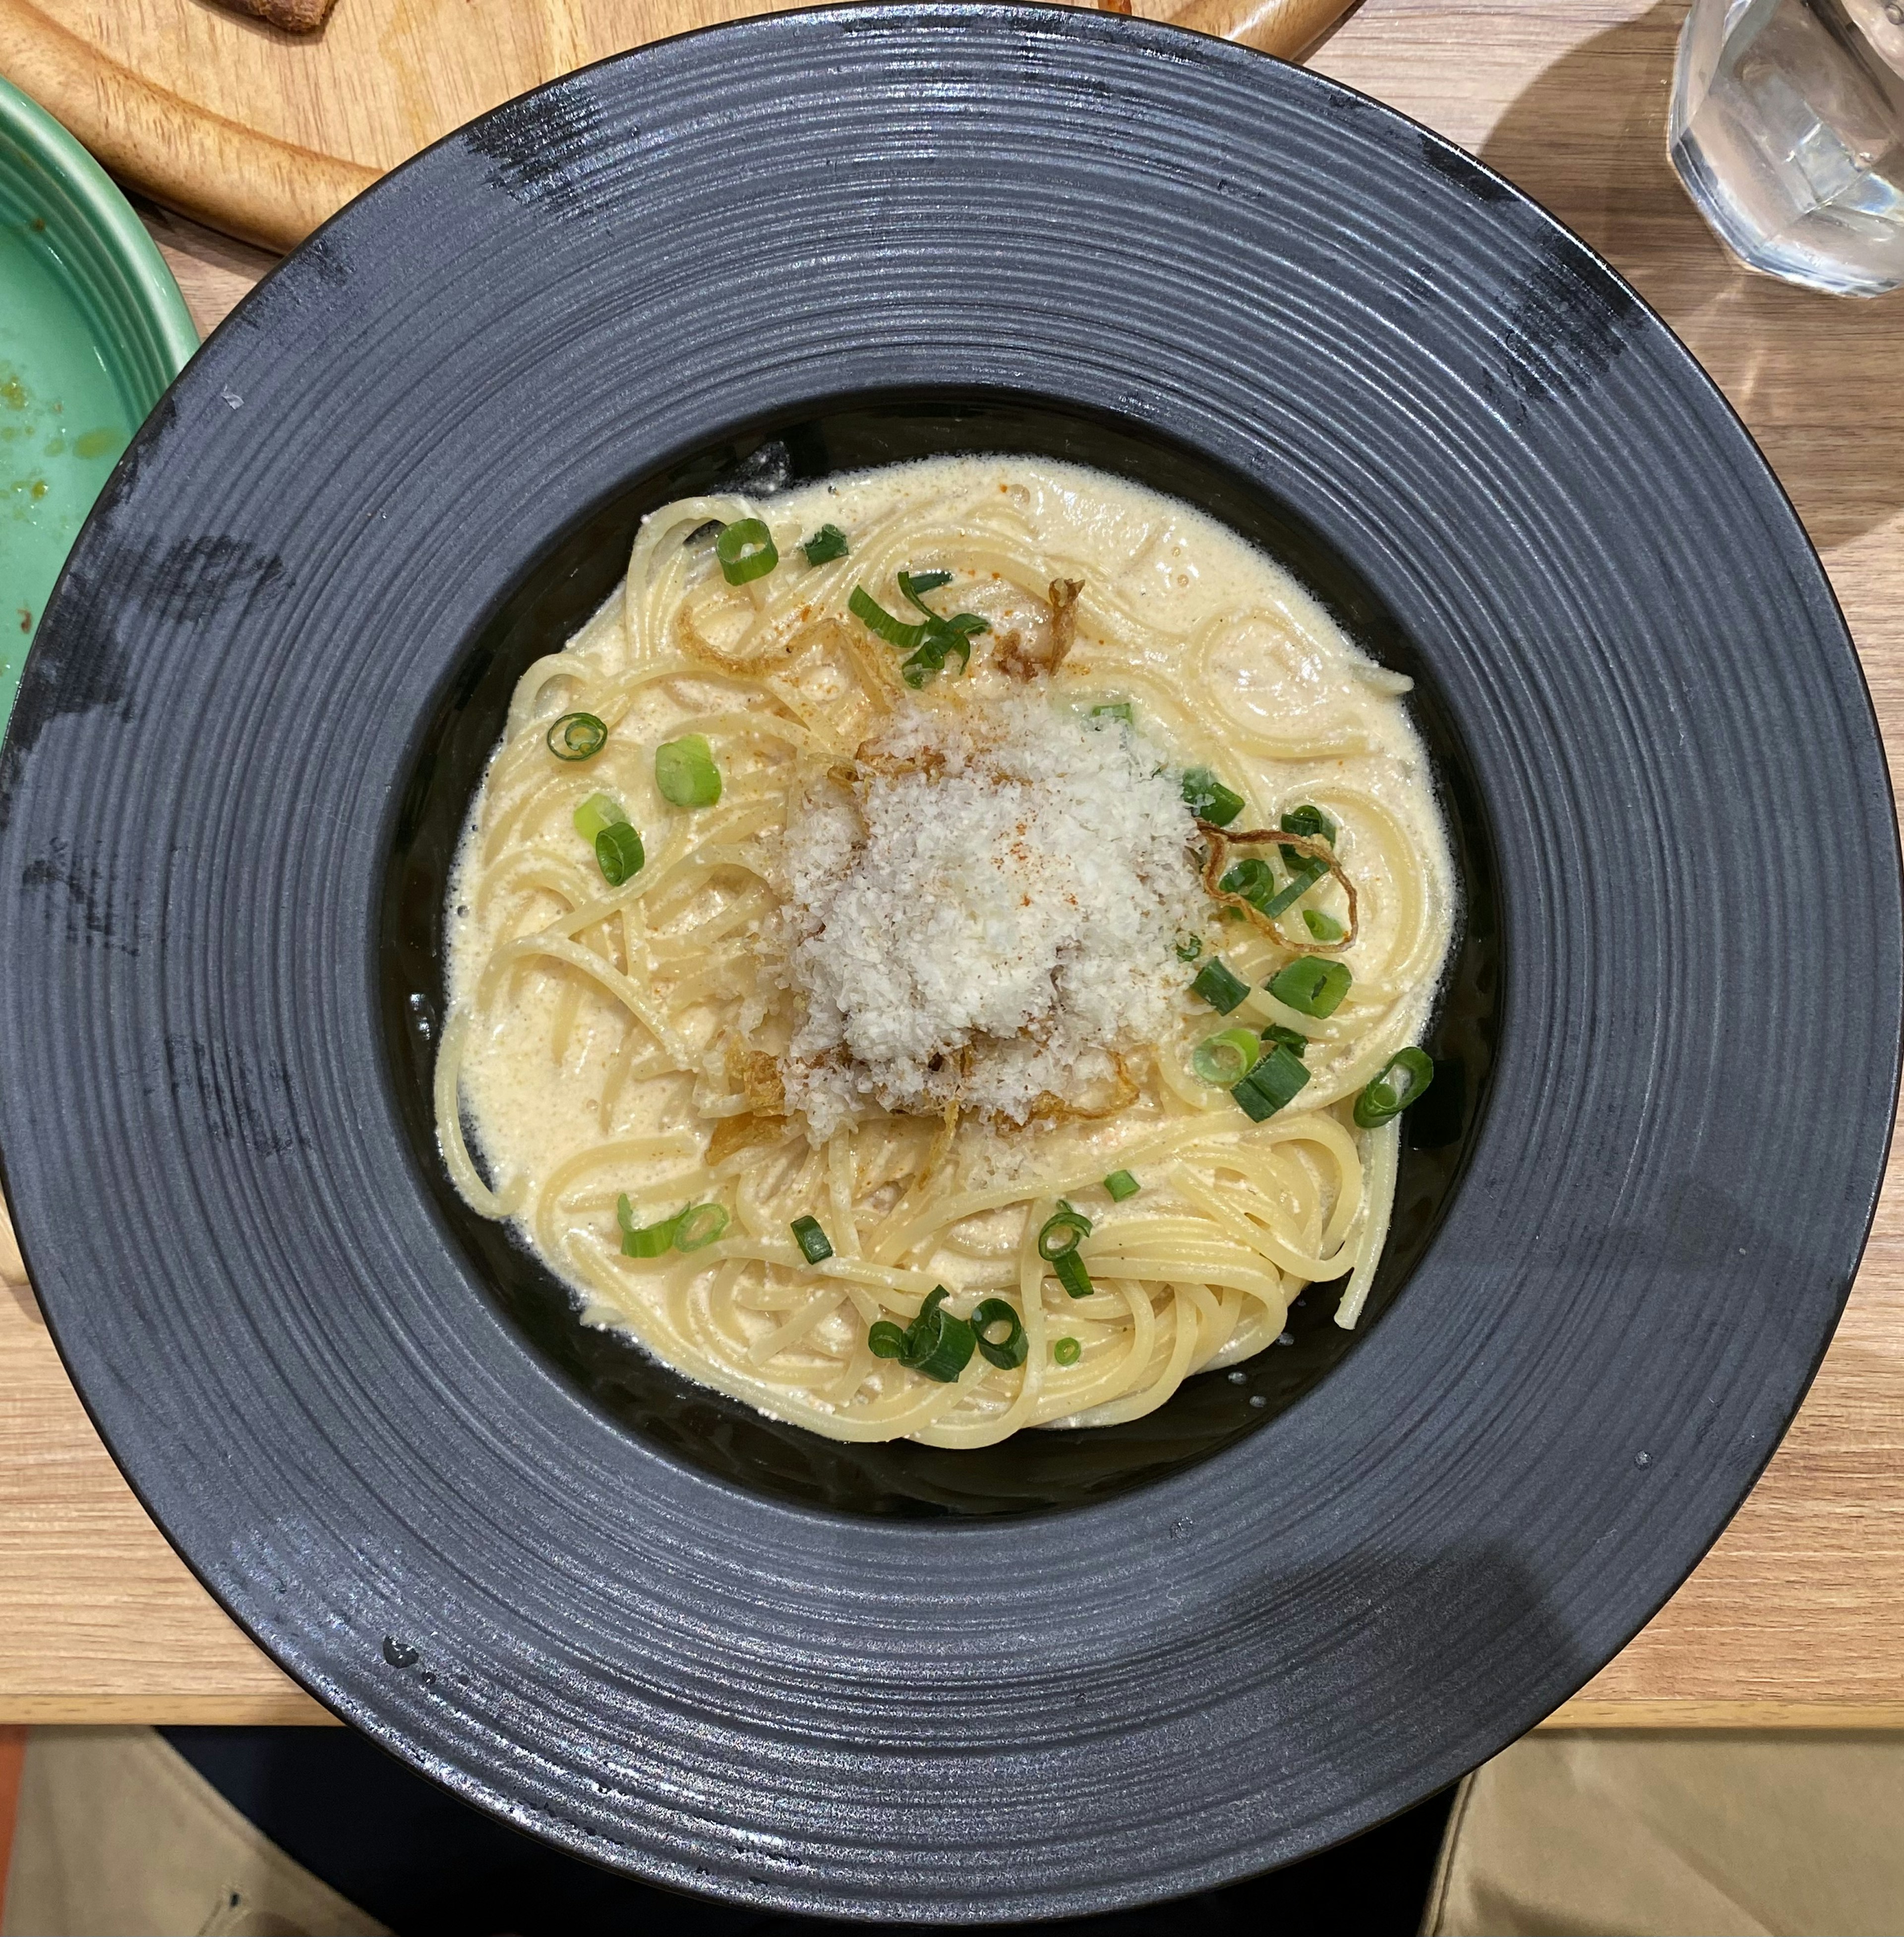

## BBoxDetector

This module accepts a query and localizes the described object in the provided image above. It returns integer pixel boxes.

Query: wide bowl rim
[1,4,1896,1918]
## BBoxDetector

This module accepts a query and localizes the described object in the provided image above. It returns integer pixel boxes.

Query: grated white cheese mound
[779,696,1203,1140]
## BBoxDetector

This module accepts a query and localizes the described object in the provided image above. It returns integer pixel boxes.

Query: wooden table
[3,0,1901,1728]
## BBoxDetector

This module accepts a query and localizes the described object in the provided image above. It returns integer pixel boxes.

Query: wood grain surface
[0,0,1357,250]
[3,0,1902,1728]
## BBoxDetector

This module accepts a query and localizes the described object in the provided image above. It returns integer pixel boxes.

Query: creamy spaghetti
[437,456,1454,1448]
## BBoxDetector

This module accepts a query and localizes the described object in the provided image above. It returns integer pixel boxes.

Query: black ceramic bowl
[1,5,1897,1920]
[385,391,1501,1519]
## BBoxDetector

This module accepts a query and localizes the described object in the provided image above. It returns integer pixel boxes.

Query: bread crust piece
[206,0,339,33]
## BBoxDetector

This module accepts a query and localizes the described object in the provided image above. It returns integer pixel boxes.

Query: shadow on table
[1480,0,1904,554]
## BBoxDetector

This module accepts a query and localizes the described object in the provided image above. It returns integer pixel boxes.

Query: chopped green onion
[899,621,983,688]
[1037,1200,1093,1260]
[852,576,988,687]
[790,1214,833,1264]
[897,569,954,608]
[1191,958,1250,1013]
[1103,1169,1140,1202]
[1232,1043,1311,1122]
[1353,1048,1436,1128]
[594,821,646,887]
[1260,1024,1310,1057]
[1303,908,1346,942]
[1269,957,1351,1018]
[801,523,849,566]
[673,1203,729,1251]
[1053,1250,1093,1299]
[1089,702,1134,727]
[1279,803,1337,869]
[546,712,607,762]
[617,1195,681,1258]
[1182,767,1245,827]
[1261,861,1327,919]
[1175,934,1203,962]
[655,734,721,808]
[900,1286,975,1382]
[1194,1027,1264,1087]
[970,1298,1028,1370]
[1053,1335,1082,1366]
[573,792,628,844]
[869,1286,978,1382]
[848,584,930,650]
[1219,856,1276,911]
[715,518,777,585]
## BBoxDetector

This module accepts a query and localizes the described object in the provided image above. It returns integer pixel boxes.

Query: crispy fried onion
[705,1046,792,1164]
[728,1044,786,1112]
[825,741,951,796]
[921,1045,973,1179]
[996,577,1083,680]
[707,1110,792,1165]
[1197,819,1358,953]
[1028,1051,1138,1122]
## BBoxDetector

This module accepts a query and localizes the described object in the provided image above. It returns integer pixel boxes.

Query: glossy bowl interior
[381,388,1501,1516]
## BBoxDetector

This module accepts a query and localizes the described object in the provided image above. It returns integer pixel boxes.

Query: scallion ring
[1190,958,1250,1013]
[1279,803,1337,869]
[1103,1169,1140,1202]
[1052,1335,1082,1366]
[1219,856,1276,909]
[900,1286,975,1382]
[867,1321,907,1359]
[1267,956,1352,1018]
[1037,1200,1093,1260]
[790,1215,833,1264]
[672,1203,729,1252]
[572,792,627,844]
[1231,1043,1311,1122]
[1193,1027,1263,1087]
[715,518,777,585]
[969,1298,1028,1370]
[594,821,645,887]
[1182,767,1246,827]
[1053,1250,1093,1299]
[1353,1048,1436,1128]
[801,523,849,566]
[617,1195,681,1259]
[655,734,721,808]
[546,712,606,762]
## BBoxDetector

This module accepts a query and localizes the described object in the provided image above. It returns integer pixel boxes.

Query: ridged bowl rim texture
[0,5,1897,1919]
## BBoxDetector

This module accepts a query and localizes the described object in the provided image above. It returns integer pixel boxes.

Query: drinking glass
[1670,0,1904,296]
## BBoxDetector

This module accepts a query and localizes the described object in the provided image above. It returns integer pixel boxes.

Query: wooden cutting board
[0,0,1354,251]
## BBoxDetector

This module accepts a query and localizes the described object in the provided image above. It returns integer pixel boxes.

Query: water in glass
[1671,0,1904,296]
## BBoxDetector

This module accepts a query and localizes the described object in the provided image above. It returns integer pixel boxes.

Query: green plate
[0,76,197,734]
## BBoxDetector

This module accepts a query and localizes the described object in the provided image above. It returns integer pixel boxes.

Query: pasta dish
[436,457,1453,1447]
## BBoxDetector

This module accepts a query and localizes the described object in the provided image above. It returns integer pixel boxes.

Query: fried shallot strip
[1196,819,1359,953]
